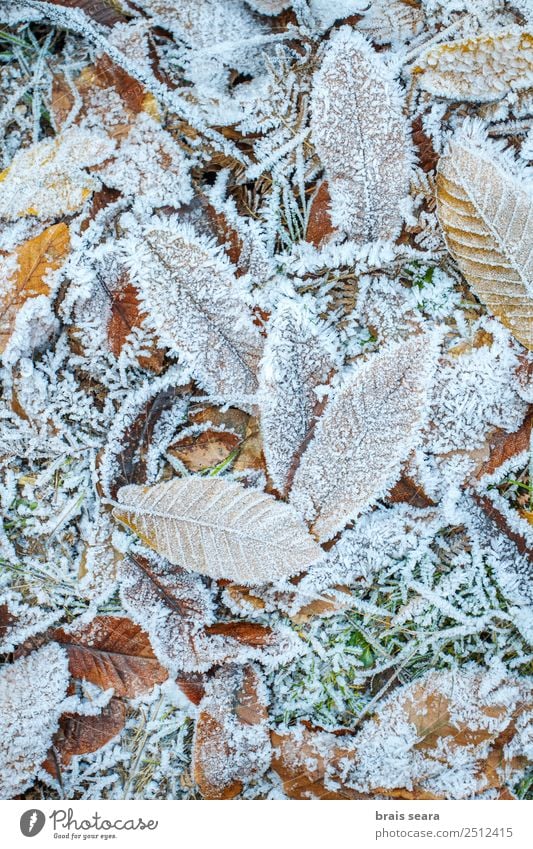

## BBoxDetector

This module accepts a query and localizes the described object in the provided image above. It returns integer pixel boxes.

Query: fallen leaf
[50,616,168,697]
[415,29,533,103]
[311,27,413,242]
[258,299,337,494]
[0,644,69,798]
[290,335,436,542]
[192,664,270,799]
[437,125,533,350]
[334,666,533,799]
[44,698,126,771]
[167,429,240,472]
[114,477,323,583]
[306,181,335,246]
[0,223,69,354]
[131,222,264,406]
[0,128,114,220]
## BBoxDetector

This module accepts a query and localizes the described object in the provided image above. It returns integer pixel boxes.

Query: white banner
[1,799,532,849]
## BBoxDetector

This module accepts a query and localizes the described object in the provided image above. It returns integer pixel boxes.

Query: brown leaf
[0,223,69,354]
[43,698,126,772]
[176,672,206,706]
[411,116,439,173]
[271,728,357,800]
[107,277,165,372]
[471,491,532,557]
[50,615,168,698]
[388,474,436,508]
[289,586,352,625]
[204,621,276,646]
[232,416,266,473]
[306,181,335,247]
[333,667,533,799]
[0,603,16,645]
[45,0,125,27]
[168,429,240,472]
[104,383,192,498]
[474,412,532,479]
[192,665,270,799]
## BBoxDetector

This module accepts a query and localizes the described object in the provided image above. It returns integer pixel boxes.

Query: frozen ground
[0,0,532,801]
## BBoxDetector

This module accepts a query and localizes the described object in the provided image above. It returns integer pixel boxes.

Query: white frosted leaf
[130,221,263,406]
[0,128,114,221]
[437,126,533,350]
[416,29,533,103]
[0,643,69,798]
[259,300,338,493]
[290,335,436,542]
[113,477,323,584]
[310,27,413,242]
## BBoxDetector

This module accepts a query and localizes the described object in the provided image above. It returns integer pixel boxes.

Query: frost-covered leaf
[44,699,127,772]
[290,336,436,542]
[50,616,168,697]
[335,665,533,799]
[98,114,193,209]
[127,221,263,406]
[0,128,114,220]
[437,125,533,351]
[272,726,356,799]
[311,27,413,242]
[0,643,69,798]
[0,223,69,354]
[192,664,271,799]
[416,29,533,103]
[118,552,301,674]
[113,478,323,583]
[259,300,338,493]
[358,0,425,46]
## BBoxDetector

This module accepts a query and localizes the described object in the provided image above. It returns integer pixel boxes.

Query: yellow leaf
[416,29,533,103]
[437,126,533,350]
[0,223,70,354]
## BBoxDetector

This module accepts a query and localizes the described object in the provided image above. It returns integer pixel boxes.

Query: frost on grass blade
[0,643,69,798]
[113,477,323,584]
[290,335,437,542]
[311,27,413,243]
[125,220,263,408]
[258,299,338,493]
[437,123,533,351]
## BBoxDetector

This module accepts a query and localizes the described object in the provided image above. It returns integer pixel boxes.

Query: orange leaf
[0,223,69,353]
